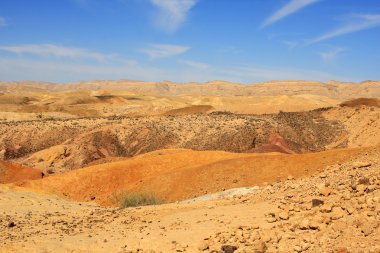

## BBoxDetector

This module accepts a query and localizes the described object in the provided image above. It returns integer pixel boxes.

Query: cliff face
[1,80,379,99]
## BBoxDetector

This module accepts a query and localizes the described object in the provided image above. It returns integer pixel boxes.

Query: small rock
[221,245,238,253]
[356,184,367,194]
[293,245,302,252]
[320,203,333,213]
[312,199,324,207]
[299,219,310,230]
[278,210,289,220]
[198,241,209,251]
[352,162,371,169]
[358,177,370,185]
[331,207,345,220]
[7,221,16,228]
[251,240,267,253]
[319,187,332,197]
[266,217,277,223]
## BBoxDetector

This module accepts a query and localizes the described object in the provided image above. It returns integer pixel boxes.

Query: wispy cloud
[319,48,346,63]
[0,55,351,83]
[223,65,345,83]
[281,40,299,50]
[261,0,320,29]
[0,44,114,62]
[139,44,190,59]
[0,17,7,27]
[150,0,198,32]
[179,59,209,69]
[310,14,380,43]
[0,57,165,83]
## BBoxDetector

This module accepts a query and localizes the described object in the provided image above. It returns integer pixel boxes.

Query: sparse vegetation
[118,191,163,208]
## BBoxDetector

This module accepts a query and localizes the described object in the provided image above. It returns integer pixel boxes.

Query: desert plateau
[0,79,379,253]
[1,0,380,252]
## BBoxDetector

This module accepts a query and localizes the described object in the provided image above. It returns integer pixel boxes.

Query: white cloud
[139,44,190,59]
[0,54,348,83]
[281,40,299,50]
[0,57,166,83]
[310,14,380,43]
[0,17,7,27]
[319,48,345,63]
[179,59,209,69]
[150,0,198,32]
[261,0,320,29]
[0,44,114,62]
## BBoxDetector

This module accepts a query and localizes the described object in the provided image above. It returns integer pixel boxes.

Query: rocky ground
[1,146,379,253]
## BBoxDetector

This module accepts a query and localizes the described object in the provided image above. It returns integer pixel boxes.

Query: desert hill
[14,146,375,205]
[0,108,354,172]
[0,105,378,173]
[1,80,380,98]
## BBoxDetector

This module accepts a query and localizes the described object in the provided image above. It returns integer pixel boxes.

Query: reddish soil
[0,160,44,183]
[14,147,370,205]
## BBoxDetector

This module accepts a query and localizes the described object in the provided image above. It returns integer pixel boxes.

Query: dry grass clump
[119,192,163,208]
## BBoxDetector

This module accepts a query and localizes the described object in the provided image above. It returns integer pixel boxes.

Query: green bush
[119,192,163,208]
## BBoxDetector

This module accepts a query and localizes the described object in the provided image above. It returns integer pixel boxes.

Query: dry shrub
[117,191,163,208]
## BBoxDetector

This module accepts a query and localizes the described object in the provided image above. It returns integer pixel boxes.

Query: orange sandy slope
[0,160,44,183]
[13,147,372,205]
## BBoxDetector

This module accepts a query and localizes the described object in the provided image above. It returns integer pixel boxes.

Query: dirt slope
[323,106,380,148]
[0,160,43,183]
[14,147,372,205]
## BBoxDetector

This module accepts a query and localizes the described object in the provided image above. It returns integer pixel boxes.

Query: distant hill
[1,80,379,99]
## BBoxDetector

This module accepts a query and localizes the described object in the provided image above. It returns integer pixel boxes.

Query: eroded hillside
[0,109,350,173]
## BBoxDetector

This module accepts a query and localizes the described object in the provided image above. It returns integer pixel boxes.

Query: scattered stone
[221,245,238,253]
[251,240,267,253]
[312,199,324,207]
[358,177,370,185]
[198,241,209,251]
[352,162,371,169]
[266,216,277,223]
[278,210,289,220]
[331,207,345,220]
[299,219,310,230]
[319,187,332,196]
[356,184,367,194]
[7,221,16,228]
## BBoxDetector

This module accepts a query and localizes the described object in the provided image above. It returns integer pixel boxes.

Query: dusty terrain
[1,146,379,253]
[0,79,379,253]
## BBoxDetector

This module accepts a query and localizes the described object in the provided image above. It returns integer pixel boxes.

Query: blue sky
[0,0,379,83]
